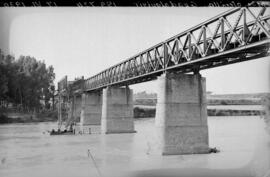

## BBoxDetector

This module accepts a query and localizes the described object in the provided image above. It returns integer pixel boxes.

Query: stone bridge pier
[101,86,136,134]
[78,86,136,134]
[155,72,209,155]
[80,91,102,125]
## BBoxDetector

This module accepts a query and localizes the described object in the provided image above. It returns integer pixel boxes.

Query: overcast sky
[0,7,269,94]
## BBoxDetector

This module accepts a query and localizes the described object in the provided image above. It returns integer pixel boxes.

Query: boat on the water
[50,130,74,135]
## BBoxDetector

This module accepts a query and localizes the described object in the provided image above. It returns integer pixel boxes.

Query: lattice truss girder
[84,7,270,91]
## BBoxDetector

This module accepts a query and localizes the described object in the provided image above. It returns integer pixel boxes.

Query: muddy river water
[0,116,270,177]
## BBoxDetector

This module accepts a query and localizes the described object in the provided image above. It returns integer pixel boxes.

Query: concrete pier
[101,86,136,134]
[155,72,209,155]
[80,92,102,125]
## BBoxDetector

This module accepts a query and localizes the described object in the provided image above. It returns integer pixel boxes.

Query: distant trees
[0,49,55,112]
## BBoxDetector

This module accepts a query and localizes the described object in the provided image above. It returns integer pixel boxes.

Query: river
[0,116,269,177]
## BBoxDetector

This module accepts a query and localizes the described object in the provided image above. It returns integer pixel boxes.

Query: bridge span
[58,7,270,155]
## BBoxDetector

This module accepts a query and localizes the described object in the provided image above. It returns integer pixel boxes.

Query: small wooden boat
[50,130,74,135]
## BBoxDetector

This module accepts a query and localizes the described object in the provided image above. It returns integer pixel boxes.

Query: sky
[0,7,269,94]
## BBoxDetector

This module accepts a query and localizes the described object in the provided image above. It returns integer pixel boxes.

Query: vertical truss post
[242,8,247,43]
[163,43,168,71]
[188,33,192,59]
[203,26,207,55]
[221,18,225,50]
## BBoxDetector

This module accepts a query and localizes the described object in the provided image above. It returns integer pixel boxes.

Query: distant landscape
[134,91,269,105]
[133,91,270,118]
[1,90,269,123]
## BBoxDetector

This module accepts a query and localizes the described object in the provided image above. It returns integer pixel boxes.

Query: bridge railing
[85,7,270,91]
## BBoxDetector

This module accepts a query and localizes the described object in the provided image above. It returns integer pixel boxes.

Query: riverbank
[1,105,265,124]
[133,106,264,118]
[0,111,57,124]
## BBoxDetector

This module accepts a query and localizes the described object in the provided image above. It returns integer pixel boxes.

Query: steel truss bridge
[68,7,270,93]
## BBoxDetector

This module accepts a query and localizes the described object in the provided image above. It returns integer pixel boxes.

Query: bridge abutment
[155,72,209,155]
[101,86,136,134]
[80,92,102,125]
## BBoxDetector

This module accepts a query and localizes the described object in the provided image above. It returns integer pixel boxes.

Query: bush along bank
[207,109,263,116]
[134,107,156,118]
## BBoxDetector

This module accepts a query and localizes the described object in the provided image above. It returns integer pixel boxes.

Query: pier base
[155,73,209,155]
[101,86,136,134]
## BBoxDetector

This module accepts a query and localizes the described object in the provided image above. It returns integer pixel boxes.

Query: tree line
[0,49,55,113]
